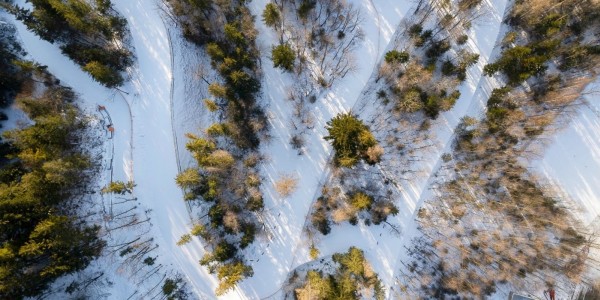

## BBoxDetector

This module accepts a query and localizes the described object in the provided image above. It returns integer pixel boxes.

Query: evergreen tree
[324,113,378,167]
[348,192,373,211]
[176,168,202,189]
[101,180,135,194]
[215,262,253,295]
[262,3,280,28]
[385,50,409,64]
[83,61,123,87]
[271,44,295,71]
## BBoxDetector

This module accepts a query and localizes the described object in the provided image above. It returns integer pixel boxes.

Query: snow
[6,0,218,298]
[309,0,512,297]
[233,0,408,298]
[3,0,599,298]
[534,81,600,226]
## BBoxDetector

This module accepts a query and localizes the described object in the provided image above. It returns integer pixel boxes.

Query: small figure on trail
[107,125,115,136]
[98,105,106,111]
[544,287,556,300]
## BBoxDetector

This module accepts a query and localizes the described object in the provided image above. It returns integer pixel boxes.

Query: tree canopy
[324,113,380,167]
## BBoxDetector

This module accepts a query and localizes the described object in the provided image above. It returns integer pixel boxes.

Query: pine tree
[262,3,280,28]
[83,61,123,87]
[101,180,135,194]
[324,113,378,167]
[215,262,253,295]
[384,50,409,64]
[271,44,295,71]
[348,192,373,211]
[175,168,201,189]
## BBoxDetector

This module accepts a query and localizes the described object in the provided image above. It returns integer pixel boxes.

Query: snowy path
[7,0,219,298]
[237,0,407,298]
[110,1,219,298]
[534,79,600,225]
[275,0,512,297]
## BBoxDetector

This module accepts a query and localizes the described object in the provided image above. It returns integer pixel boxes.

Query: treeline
[377,0,482,119]
[0,21,26,114]
[287,247,385,300]
[401,0,600,297]
[3,0,131,87]
[165,0,267,295]
[0,47,102,297]
[308,113,399,235]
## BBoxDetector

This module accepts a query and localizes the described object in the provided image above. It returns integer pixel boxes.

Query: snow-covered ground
[309,0,512,298]
[534,81,600,226]
[234,0,407,298]
[4,0,599,298]
[238,0,512,298]
[6,0,219,298]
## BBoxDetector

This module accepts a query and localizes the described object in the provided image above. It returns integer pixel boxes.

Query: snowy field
[2,0,599,298]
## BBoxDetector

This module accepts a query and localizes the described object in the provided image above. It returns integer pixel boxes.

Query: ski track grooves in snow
[159,9,194,218]
[111,1,219,298]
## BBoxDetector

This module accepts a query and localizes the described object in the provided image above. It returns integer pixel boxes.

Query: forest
[0,26,102,298]
[1,0,600,298]
[2,0,131,87]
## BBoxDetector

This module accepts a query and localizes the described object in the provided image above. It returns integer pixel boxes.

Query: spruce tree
[324,113,378,167]
[271,44,295,71]
[262,3,280,28]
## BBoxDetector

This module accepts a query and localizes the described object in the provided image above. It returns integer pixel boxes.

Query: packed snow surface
[3,0,599,298]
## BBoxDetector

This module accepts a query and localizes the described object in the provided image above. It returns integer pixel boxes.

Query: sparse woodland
[164,0,268,294]
[263,0,363,88]
[377,0,483,119]
[4,0,600,298]
[2,0,132,87]
[397,0,600,297]
[261,0,364,152]
[307,112,401,235]
[285,247,385,300]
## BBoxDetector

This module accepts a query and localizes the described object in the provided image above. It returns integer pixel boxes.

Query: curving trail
[7,0,218,297]
[110,0,217,297]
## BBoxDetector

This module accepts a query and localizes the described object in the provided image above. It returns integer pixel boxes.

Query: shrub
[297,1,316,20]
[191,224,206,236]
[397,87,424,113]
[208,83,228,98]
[274,173,299,198]
[349,192,373,211]
[385,50,410,64]
[246,192,264,211]
[408,24,423,38]
[203,99,219,112]
[101,180,135,194]
[177,234,192,246]
[309,244,320,259]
